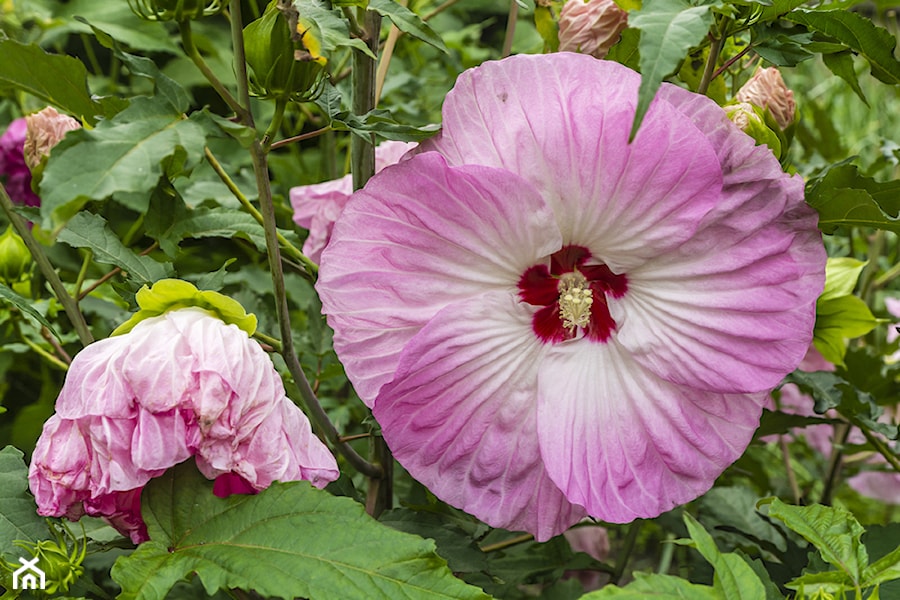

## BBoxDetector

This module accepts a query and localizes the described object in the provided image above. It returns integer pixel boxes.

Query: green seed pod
[128,0,224,22]
[243,0,326,101]
[0,225,32,283]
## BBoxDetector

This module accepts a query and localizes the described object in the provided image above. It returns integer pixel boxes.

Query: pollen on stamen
[558,272,594,332]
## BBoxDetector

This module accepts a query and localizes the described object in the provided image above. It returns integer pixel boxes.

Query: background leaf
[805,163,900,233]
[582,571,721,598]
[628,0,717,138]
[0,285,60,340]
[368,0,448,53]
[111,462,492,600]
[58,212,173,285]
[0,40,99,122]
[0,446,52,562]
[683,513,766,600]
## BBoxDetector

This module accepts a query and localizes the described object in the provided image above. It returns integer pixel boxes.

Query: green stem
[270,125,334,151]
[79,33,103,77]
[698,31,725,96]
[657,533,676,574]
[613,520,643,585]
[204,147,316,278]
[501,0,519,58]
[855,421,900,474]
[780,434,802,505]
[874,260,900,289]
[424,0,463,21]
[229,0,253,126]
[821,422,851,505]
[0,183,93,346]
[480,533,534,553]
[351,5,392,513]
[180,19,250,122]
[73,249,92,299]
[252,330,283,353]
[22,336,69,371]
[262,98,287,150]
[711,43,755,82]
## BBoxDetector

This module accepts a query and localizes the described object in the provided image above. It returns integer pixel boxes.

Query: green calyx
[128,0,225,22]
[112,279,257,337]
[243,0,326,101]
[0,225,32,283]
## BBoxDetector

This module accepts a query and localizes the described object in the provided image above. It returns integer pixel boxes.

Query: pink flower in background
[290,141,416,263]
[317,54,825,539]
[24,107,81,170]
[0,118,40,207]
[558,0,628,59]
[29,307,339,543]
[563,522,610,590]
[736,67,796,130]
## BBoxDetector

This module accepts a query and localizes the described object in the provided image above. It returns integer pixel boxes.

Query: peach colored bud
[735,67,796,130]
[24,107,81,170]
[558,0,628,60]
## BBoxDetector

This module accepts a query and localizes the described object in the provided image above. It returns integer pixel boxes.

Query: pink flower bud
[558,0,628,60]
[24,107,81,171]
[735,67,796,130]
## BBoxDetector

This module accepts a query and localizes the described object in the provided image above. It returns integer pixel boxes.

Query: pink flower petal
[374,292,586,540]
[537,341,765,522]
[318,152,562,405]
[419,54,726,272]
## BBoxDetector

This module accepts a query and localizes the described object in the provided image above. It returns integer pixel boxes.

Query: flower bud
[724,102,784,158]
[243,0,326,101]
[735,67,796,130]
[128,0,224,21]
[0,225,32,283]
[24,107,81,171]
[558,0,628,60]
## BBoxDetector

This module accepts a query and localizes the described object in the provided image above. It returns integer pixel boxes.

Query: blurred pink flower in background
[24,106,81,170]
[736,67,796,130]
[0,117,40,207]
[558,0,628,59]
[563,522,610,591]
[29,307,339,543]
[290,141,416,263]
[317,54,825,540]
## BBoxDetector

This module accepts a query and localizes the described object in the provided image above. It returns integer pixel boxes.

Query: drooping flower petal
[536,341,764,522]
[29,306,339,543]
[374,292,586,540]
[318,152,561,405]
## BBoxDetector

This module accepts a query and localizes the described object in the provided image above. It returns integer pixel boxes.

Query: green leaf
[581,571,721,598]
[82,19,190,113]
[864,545,900,588]
[368,0,449,53]
[39,97,215,229]
[762,498,868,585]
[683,513,766,600]
[295,0,377,60]
[786,569,855,594]
[57,212,173,285]
[607,27,642,71]
[0,40,99,122]
[822,50,868,106]
[814,295,878,365]
[821,257,866,301]
[628,0,717,139]
[49,0,180,54]
[167,207,268,251]
[805,163,900,234]
[0,446,52,561]
[785,370,898,439]
[111,462,492,600]
[0,284,60,340]
[784,9,900,85]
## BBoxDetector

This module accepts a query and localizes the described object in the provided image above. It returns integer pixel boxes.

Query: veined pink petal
[537,341,764,522]
[419,54,725,271]
[318,152,562,405]
[375,292,586,540]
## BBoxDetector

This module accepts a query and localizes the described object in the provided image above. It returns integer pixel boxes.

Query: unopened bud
[243,0,326,101]
[724,102,783,158]
[558,0,628,60]
[24,107,81,171]
[128,0,224,21]
[735,67,796,130]
[0,226,32,283]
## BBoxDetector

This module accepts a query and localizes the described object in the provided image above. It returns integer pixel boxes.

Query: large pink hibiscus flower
[316,54,826,540]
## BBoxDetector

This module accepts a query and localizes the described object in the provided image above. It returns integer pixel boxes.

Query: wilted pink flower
[558,0,628,59]
[29,307,339,543]
[736,67,796,130]
[24,107,81,171]
[0,118,40,207]
[317,54,825,540]
[290,141,416,263]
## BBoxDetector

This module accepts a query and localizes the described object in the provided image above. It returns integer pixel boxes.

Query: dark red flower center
[517,245,628,344]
